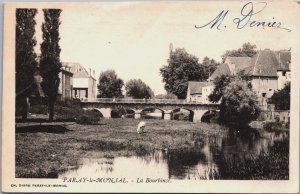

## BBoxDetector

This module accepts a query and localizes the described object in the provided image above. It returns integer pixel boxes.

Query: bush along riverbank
[213,138,289,180]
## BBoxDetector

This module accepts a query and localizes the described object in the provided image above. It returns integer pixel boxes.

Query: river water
[59,129,288,180]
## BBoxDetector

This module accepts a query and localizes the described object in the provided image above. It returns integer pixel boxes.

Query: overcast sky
[33,1,294,95]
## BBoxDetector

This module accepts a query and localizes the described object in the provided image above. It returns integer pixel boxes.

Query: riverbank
[16,118,228,178]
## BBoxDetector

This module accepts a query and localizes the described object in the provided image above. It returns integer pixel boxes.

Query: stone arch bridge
[80,98,219,122]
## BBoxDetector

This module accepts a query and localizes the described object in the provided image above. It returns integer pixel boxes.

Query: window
[269,89,272,91]
[262,93,266,97]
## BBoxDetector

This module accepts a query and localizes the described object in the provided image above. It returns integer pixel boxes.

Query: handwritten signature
[195,2,291,32]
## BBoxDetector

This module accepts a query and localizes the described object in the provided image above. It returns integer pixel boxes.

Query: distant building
[58,65,73,104]
[186,81,215,104]
[209,49,291,110]
[64,62,97,100]
[31,66,73,105]
[201,83,215,104]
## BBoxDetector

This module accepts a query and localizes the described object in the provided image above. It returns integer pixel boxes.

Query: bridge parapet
[81,98,217,105]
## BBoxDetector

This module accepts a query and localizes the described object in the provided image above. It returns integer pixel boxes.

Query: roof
[63,62,96,80]
[188,81,212,95]
[251,49,291,76]
[209,63,231,80]
[210,49,291,79]
[225,57,253,72]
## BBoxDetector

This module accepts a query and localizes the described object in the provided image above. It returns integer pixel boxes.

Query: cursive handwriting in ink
[195,10,228,30]
[233,2,291,32]
[195,2,291,32]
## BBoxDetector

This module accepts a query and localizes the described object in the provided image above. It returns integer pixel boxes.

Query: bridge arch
[141,107,165,119]
[171,108,194,122]
[111,107,135,118]
[83,108,104,118]
[200,110,218,123]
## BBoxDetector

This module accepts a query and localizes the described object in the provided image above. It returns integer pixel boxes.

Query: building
[201,83,215,104]
[58,65,73,104]
[209,49,291,109]
[64,62,97,100]
[187,81,209,103]
[186,81,216,104]
[31,66,73,105]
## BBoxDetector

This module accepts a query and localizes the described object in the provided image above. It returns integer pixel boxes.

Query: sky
[32,1,295,95]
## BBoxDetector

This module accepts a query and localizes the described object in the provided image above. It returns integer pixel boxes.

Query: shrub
[29,105,48,115]
[75,110,101,124]
[263,121,286,132]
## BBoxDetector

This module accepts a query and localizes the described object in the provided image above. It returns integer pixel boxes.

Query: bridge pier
[134,110,142,119]
[163,110,172,120]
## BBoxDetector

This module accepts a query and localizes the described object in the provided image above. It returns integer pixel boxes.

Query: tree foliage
[208,75,234,103]
[16,8,38,119]
[160,48,219,99]
[39,9,62,121]
[125,79,154,99]
[155,92,177,99]
[270,82,290,110]
[219,78,260,126]
[97,70,124,98]
[221,42,257,62]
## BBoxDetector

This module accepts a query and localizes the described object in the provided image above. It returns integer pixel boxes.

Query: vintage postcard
[2,1,300,193]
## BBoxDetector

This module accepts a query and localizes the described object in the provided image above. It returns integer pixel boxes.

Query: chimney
[93,70,95,78]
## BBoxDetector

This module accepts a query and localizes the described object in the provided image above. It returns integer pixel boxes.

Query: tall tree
[201,56,220,78]
[221,42,257,62]
[160,48,206,99]
[97,70,124,98]
[208,75,234,103]
[40,9,62,121]
[270,82,290,110]
[219,78,260,127]
[16,9,38,119]
[125,79,154,99]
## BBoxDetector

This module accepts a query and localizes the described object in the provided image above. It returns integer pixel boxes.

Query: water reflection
[59,130,289,180]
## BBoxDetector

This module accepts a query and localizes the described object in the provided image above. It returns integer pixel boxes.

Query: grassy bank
[16,118,227,178]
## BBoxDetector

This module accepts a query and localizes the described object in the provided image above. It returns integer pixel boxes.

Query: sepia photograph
[2,1,299,193]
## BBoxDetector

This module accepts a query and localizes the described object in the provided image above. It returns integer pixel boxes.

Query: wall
[260,110,290,123]
[73,78,89,88]
[190,94,202,103]
[251,77,277,108]
[277,71,291,90]
[202,85,214,104]
[88,77,97,99]
[58,71,73,103]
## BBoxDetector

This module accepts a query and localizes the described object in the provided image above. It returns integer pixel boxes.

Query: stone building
[209,49,291,110]
[58,65,73,104]
[63,62,97,100]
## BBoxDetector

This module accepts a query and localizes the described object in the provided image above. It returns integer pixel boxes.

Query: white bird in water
[137,121,146,134]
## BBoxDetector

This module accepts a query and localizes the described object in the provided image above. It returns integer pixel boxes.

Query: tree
[125,79,154,99]
[208,75,234,103]
[160,48,208,99]
[219,78,260,127]
[155,92,177,99]
[270,82,290,110]
[39,9,62,121]
[201,56,220,77]
[16,9,38,119]
[97,70,124,98]
[221,42,257,62]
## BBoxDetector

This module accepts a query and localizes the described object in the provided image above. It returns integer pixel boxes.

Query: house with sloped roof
[209,49,291,109]
[63,62,97,100]
[186,81,211,103]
